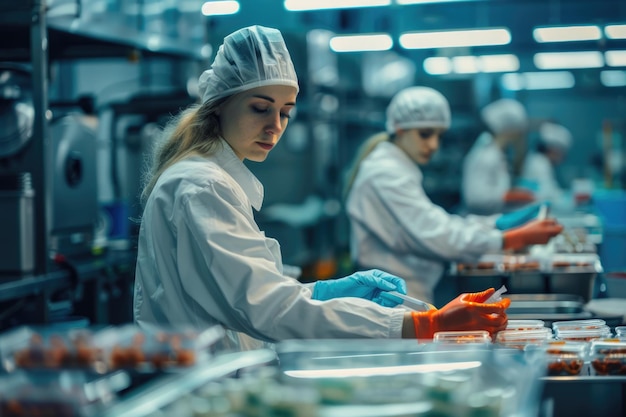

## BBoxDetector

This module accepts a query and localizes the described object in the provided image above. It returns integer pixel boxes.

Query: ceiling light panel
[605,25,626,40]
[400,28,511,49]
[501,71,575,91]
[201,1,240,16]
[534,51,604,70]
[605,50,626,67]
[600,70,626,87]
[330,34,393,52]
[533,25,601,43]
[284,0,390,11]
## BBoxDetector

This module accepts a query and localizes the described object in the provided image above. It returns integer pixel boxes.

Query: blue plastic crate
[593,190,626,227]
[599,225,626,272]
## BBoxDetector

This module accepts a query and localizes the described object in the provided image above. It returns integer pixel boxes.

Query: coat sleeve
[356,171,502,263]
[175,179,405,342]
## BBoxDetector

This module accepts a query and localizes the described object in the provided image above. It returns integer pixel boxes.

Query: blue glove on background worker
[312,269,407,307]
[495,202,548,230]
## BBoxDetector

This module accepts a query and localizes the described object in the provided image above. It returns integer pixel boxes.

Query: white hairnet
[385,86,451,134]
[480,98,528,135]
[198,25,299,105]
[539,122,572,151]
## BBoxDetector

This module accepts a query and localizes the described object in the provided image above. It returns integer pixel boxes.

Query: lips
[257,142,274,150]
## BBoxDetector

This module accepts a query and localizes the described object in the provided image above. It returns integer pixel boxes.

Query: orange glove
[411,288,511,339]
[503,219,564,251]
[503,188,535,204]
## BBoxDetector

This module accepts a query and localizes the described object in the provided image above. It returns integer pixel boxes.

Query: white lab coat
[521,152,562,202]
[346,141,502,302]
[134,139,405,351]
[462,132,511,215]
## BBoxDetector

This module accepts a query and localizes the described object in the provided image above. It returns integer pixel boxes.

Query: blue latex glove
[495,202,549,230]
[312,269,407,308]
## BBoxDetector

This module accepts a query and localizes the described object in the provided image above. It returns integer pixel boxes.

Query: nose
[265,111,285,136]
[429,135,440,152]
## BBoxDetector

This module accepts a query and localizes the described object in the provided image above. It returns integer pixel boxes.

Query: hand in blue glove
[312,269,407,308]
[495,202,549,230]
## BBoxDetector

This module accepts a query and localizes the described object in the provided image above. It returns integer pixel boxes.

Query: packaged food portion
[552,319,606,331]
[433,331,492,345]
[0,326,104,372]
[554,326,612,342]
[615,326,626,339]
[0,371,118,417]
[541,341,587,377]
[506,320,546,331]
[95,324,224,371]
[547,253,602,273]
[495,328,553,350]
[455,254,518,275]
[589,339,626,376]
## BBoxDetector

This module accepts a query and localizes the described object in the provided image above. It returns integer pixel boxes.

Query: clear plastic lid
[554,326,612,342]
[551,319,606,331]
[615,326,626,338]
[433,331,492,344]
[506,320,546,331]
[588,339,626,376]
[537,341,587,376]
[495,328,553,349]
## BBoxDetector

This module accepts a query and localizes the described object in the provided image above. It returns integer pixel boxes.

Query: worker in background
[344,87,564,302]
[462,98,535,216]
[133,26,510,350]
[521,122,573,209]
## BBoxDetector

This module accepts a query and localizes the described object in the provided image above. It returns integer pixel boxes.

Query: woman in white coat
[344,87,563,303]
[521,122,572,205]
[133,26,511,350]
[461,98,535,215]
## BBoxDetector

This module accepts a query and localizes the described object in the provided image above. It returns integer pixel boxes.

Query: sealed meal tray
[547,253,602,273]
[0,370,119,417]
[588,339,626,376]
[551,319,606,331]
[495,328,553,350]
[537,341,588,377]
[615,326,626,339]
[554,325,612,342]
[454,253,520,275]
[0,326,104,372]
[506,320,546,331]
[93,323,224,372]
[433,330,492,345]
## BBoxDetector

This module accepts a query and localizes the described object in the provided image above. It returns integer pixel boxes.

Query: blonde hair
[140,98,227,207]
[343,132,391,200]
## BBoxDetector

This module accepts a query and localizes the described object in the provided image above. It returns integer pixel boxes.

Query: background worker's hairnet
[538,122,572,151]
[481,98,528,135]
[385,86,451,134]
[198,25,299,105]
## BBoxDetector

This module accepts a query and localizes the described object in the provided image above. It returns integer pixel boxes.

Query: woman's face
[218,85,297,162]
[395,127,444,165]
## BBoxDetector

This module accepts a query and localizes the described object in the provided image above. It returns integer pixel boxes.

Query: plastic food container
[551,319,606,331]
[433,331,492,345]
[95,324,224,372]
[495,328,553,350]
[540,341,588,376]
[506,320,546,331]
[589,339,626,376]
[0,326,104,372]
[554,326,612,342]
[615,326,626,339]
[0,371,119,417]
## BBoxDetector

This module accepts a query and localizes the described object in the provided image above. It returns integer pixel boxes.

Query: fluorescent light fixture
[400,28,511,49]
[605,50,626,67]
[605,24,626,40]
[480,54,519,72]
[284,0,390,11]
[398,0,476,3]
[452,56,479,74]
[201,1,240,16]
[424,57,452,75]
[423,54,518,75]
[533,25,601,43]
[284,361,482,378]
[330,33,393,52]
[534,51,603,69]
[600,70,626,87]
[501,71,575,91]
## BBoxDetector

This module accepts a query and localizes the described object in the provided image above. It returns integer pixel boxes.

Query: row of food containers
[0,321,624,417]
